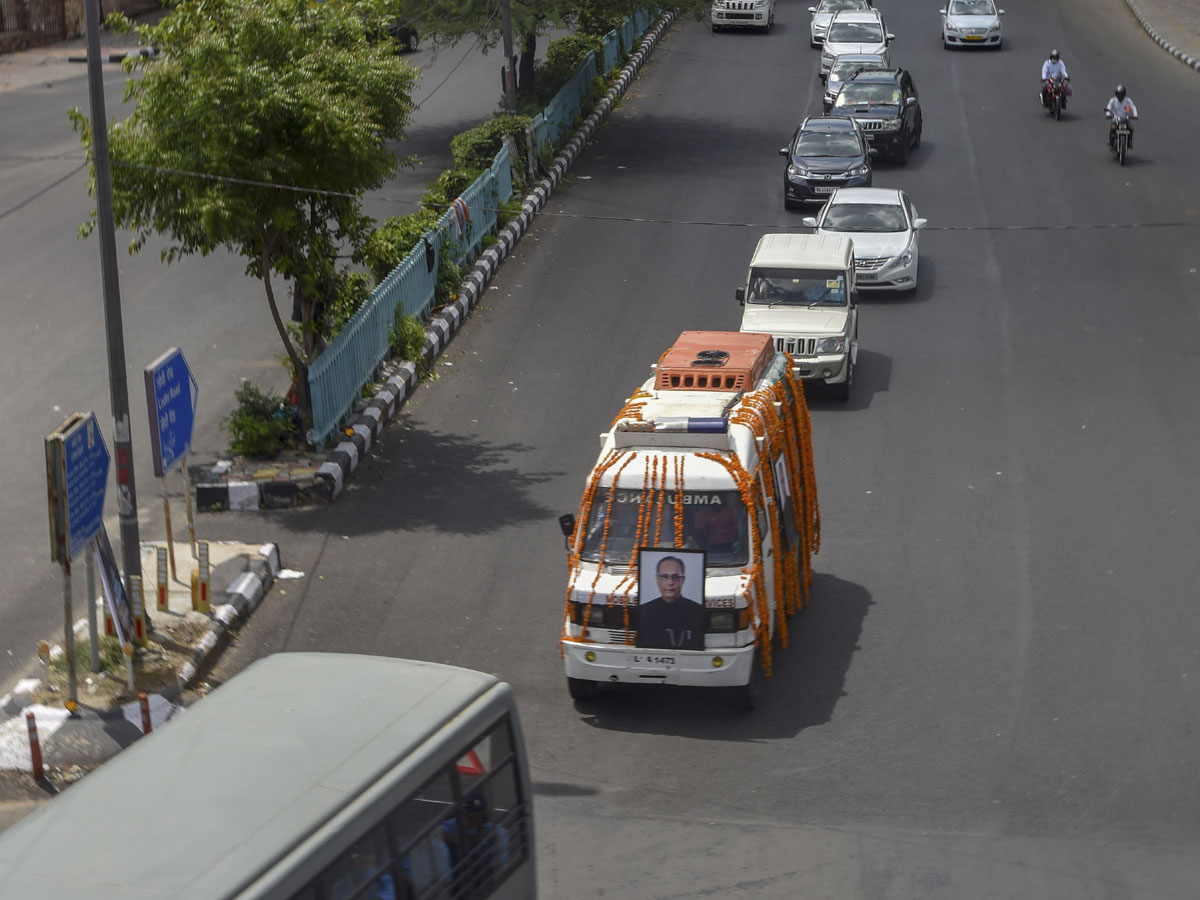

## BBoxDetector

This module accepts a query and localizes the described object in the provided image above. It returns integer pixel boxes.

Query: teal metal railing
[306,143,513,446]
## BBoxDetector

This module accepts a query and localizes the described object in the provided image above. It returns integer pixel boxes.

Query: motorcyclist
[1040,49,1070,109]
[1105,84,1138,148]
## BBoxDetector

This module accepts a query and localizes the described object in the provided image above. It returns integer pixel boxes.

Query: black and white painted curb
[1124,0,1200,72]
[173,542,281,693]
[67,45,160,64]
[195,11,677,509]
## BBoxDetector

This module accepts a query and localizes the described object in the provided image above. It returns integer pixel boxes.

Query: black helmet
[1115,84,1127,100]
[1050,49,1060,61]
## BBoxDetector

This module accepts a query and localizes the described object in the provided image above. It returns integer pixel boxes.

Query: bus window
[316,829,393,900]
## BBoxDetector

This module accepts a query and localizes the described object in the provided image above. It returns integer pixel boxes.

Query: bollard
[27,712,44,781]
[156,546,169,612]
[124,642,135,692]
[139,692,152,735]
[192,541,211,613]
[130,575,148,646]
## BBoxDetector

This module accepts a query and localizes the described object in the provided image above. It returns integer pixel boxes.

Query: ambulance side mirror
[736,287,746,305]
[559,513,576,538]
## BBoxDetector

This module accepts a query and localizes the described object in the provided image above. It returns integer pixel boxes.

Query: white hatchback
[820,11,893,79]
[803,187,926,292]
[808,0,873,48]
[941,0,1004,49]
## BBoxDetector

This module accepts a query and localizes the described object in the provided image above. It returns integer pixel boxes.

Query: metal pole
[161,478,176,579]
[86,540,100,673]
[182,454,196,559]
[84,0,141,598]
[62,560,78,714]
[500,0,517,113]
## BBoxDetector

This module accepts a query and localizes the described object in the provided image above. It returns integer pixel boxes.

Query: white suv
[820,10,893,78]
[712,0,776,33]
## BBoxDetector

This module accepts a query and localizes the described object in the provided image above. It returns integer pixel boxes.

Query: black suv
[827,68,922,164]
[780,116,874,210]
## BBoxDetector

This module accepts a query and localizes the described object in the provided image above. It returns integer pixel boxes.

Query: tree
[71,0,418,419]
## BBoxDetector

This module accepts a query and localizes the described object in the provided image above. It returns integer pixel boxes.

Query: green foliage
[221,381,296,458]
[575,0,627,36]
[389,312,427,367]
[435,251,464,308]
[70,0,419,414]
[49,635,126,678]
[361,210,439,283]
[450,115,533,172]
[323,271,373,339]
[534,34,604,105]
[421,168,482,214]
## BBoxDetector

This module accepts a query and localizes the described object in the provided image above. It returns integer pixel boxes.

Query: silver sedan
[808,0,873,48]
[941,0,1004,49]
[803,187,927,292]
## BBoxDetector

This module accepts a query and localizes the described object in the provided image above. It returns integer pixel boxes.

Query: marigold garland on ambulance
[559,331,820,706]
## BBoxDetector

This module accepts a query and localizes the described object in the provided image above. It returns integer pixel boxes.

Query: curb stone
[1124,0,1200,72]
[192,10,678,508]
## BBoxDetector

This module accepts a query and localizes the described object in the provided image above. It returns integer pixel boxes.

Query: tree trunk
[261,232,311,425]
[518,30,537,103]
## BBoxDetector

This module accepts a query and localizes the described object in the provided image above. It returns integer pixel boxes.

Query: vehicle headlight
[892,250,913,268]
[821,53,833,65]
[945,22,961,32]
[816,336,845,353]
[709,610,735,630]
[849,164,870,177]
[788,163,810,177]
[880,118,903,131]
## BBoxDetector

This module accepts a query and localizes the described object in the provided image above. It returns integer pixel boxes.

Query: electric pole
[84,0,142,597]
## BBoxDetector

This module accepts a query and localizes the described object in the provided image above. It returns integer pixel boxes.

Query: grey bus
[0,653,534,900]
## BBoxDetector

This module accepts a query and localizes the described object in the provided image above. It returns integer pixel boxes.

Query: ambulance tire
[567,677,600,701]
[831,360,852,402]
[738,651,766,711]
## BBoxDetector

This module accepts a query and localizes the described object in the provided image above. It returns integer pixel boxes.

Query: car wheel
[912,118,922,148]
[895,133,910,165]
[831,362,852,402]
[567,677,599,701]
[737,651,766,711]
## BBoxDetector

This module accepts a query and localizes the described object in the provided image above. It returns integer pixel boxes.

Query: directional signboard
[46,411,110,564]
[144,347,198,477]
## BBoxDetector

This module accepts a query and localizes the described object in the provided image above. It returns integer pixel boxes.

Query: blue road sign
[62,412,110,562]
[145,347,198,477]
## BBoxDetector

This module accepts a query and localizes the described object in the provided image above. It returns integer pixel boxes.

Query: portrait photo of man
[636,550,706,651]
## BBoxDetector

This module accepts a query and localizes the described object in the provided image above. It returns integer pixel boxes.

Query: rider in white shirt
[1040,49,1069,108]
[1105,84,1138,147]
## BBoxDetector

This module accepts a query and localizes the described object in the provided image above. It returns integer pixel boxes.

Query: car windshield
[821,202,907,232]
[580,489,749,567]
[747,268,849,307]
[829,60,886,83]
[795,131,863,157]
[835,83,901,107]
[827,22,883,42]
[818,0,870,12]
[948,0,995,13]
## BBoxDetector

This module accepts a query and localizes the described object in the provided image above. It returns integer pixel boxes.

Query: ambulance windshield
[579,489,749,567]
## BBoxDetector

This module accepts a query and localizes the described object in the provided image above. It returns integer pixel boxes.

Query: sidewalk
[0,5,163,92]
[1124,0,1200,70]
[0,538,282,832]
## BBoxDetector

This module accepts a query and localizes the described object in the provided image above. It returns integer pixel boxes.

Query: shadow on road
[276,420,564,538]
[570,572,873,741]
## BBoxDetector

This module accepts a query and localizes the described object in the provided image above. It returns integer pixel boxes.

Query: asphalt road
[0,30,543,697]
[7,0,1200,895]
[198,0,1200,896]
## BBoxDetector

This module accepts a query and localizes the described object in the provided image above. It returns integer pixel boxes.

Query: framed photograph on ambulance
[636,548,706,651]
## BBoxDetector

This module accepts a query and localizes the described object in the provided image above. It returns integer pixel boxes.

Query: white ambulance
[558,331,820,708]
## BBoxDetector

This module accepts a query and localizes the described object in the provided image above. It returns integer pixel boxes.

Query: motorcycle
[1108,111,1134,165]
[1044,74,1069,120]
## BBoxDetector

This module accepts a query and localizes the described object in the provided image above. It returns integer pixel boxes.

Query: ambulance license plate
[628,653,676,668]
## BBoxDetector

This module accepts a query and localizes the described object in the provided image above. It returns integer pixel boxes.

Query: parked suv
[780,116,875,209]
[828,67,922,164]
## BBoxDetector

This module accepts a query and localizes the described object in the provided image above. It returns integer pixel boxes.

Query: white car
[712,0,776,33]
[820,11,893,79]
[808,0,873,48]
[941,0,1004,49]
[803,187,926,292]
